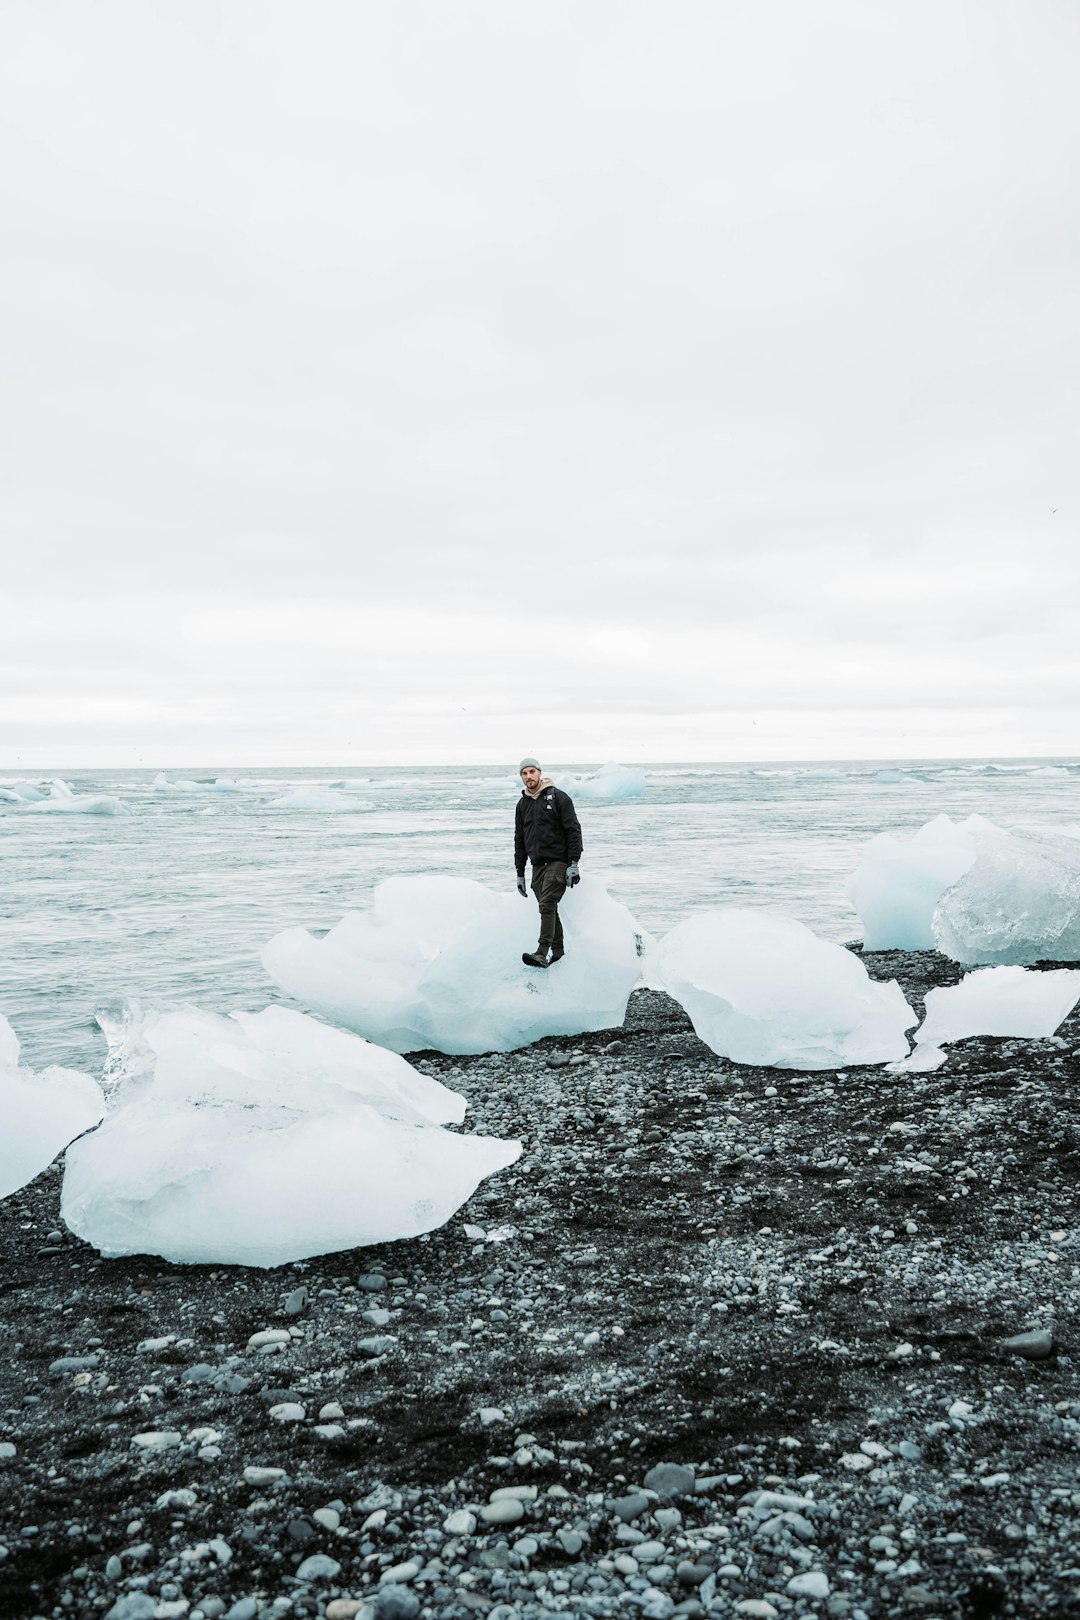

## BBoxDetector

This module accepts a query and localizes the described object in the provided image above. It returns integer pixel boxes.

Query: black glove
[516,874,528,897]
[565,861,580,888]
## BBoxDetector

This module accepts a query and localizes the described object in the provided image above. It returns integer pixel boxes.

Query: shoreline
[1,950,1077,1620]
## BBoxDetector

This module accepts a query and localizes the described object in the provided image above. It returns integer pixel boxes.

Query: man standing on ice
[515,759,582,969]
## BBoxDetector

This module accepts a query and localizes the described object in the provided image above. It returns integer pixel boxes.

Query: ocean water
[2,758,1078,1072]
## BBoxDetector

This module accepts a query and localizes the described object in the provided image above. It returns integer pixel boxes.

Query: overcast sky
[2,0,1078,768]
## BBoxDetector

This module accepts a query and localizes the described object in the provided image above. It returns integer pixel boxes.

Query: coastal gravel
[1,949,1078,1620]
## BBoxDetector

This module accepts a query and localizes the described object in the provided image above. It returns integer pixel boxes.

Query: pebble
[643,1462,695,1497]
[558,1528,583,1555]
[377,1590,419,1620]
[611,1491,650,1522]
[315,1423,346,1439]
[326,1604,364,1620]
[104,1597,157,1620]
[313,1507,341,1531]
[268,1402,306,1422]
[246,1329,292,1348]
[443,1509,477,1535]
[243,1466,286,1485]
[382,1559,421,1583]
[296,1551,342,1581]
[734,1603,779,1619]
[358,1272,388,1291]
[131,1430,182,1451]
[319,1401,345,1420]
[283,1285,309,1315]
[787,1571,830,1598]
[49,1355,100,1376]
[223,1602,258,1620]
[357,1335,397,1358]
[0,1442,16,1461]
[478,1406,507,1425]
[480,1498,525,1524]
[999,1326,1055,1359]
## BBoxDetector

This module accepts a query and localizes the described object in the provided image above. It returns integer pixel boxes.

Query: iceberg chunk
[847,815,983,949]
[0,779,46,803]
[18,780,131,816]
[0,1015,105,1200]
[656,908,915,1069]
[262,875,647,1054]
[933,823,1080,964]
[917,966,1080,1049]
[267,787,373,812]
[61,1003,520,1266]
[562,763,646,801]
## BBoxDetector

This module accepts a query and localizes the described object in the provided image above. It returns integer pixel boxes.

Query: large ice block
[917,966,1080,1049]
[656,908,915,1069]
[847,815,982,949]
[61,1003,520,1266]
[262,875,647,1054]
[933,823,1080,964]
[0,1015,105,1200]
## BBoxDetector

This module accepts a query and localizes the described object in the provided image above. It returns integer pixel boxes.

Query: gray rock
[223,1602,258,1620]
[999,1327,1055,1359]
[377,1588,420,1620]
[611,1491,651,1522]
[284,1285,309,1316]
[181,1363,216,1384]
[358,1273,388,1292]
[199,1602,226,1620]
[480,1498,525,1525]
[49,1355,100,1376]
[643,1462,696,1498]
[357,1335,397,1358]
[104,1598,157,1620]
[898,1440,923,1461]
[558,1528,583,1556]
[295,1552,342,1581]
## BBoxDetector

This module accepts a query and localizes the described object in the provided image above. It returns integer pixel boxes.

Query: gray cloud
[2,0,1078,764]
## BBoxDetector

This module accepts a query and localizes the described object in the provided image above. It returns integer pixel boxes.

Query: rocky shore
[1,949,1077,1620]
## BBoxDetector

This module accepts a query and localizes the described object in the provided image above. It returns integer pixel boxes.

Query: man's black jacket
[515,785,583,876]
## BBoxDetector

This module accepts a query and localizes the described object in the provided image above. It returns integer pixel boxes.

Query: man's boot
[522,948,549,969]
[549,915,565,963]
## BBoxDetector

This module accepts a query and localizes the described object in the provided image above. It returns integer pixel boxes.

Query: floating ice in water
[848,815,982,949]
[267,787,373,812]
[156,775,243,794]
[0,1015,105,1200]
[0,780,46,803]
[562,764,646,801]
[933,823,1080,964]
[19,780,130,816]
[61,1003,520,1266]
[656,908,915,1069]
[263,875,647,1054]
[874,769,911,784]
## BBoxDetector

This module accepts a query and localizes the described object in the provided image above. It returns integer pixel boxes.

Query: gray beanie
[518,757,541,773]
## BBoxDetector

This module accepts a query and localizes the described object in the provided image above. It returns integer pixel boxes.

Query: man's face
[521,766,542,791]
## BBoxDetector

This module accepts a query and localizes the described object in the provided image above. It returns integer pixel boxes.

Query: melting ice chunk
[847,815,983,949]
[267,787,374,812]
[933,823,1080,964]
[656,908,915,1069]
[262,875,647,1054]
[0,1016,105,1200]
[60,1003,520,1266]
[917,966,1080,1048]
[17,780,130,816]
[562,764,646,801]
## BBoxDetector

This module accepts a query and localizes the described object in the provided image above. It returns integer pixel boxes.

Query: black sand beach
[1,950,1077,1620]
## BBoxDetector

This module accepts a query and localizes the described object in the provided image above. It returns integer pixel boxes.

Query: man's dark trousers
[531,860,567,955]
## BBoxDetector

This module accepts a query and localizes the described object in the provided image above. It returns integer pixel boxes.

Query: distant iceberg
[562,764,646,801]
[263,875,648,1054]
[656,908,915,1069]
[61,1003,521,1267]
[0,780,46,803]
[0,1015,105,1200]
[267,787,374,812]
[155,774,243,794]
[18,780,130,817]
